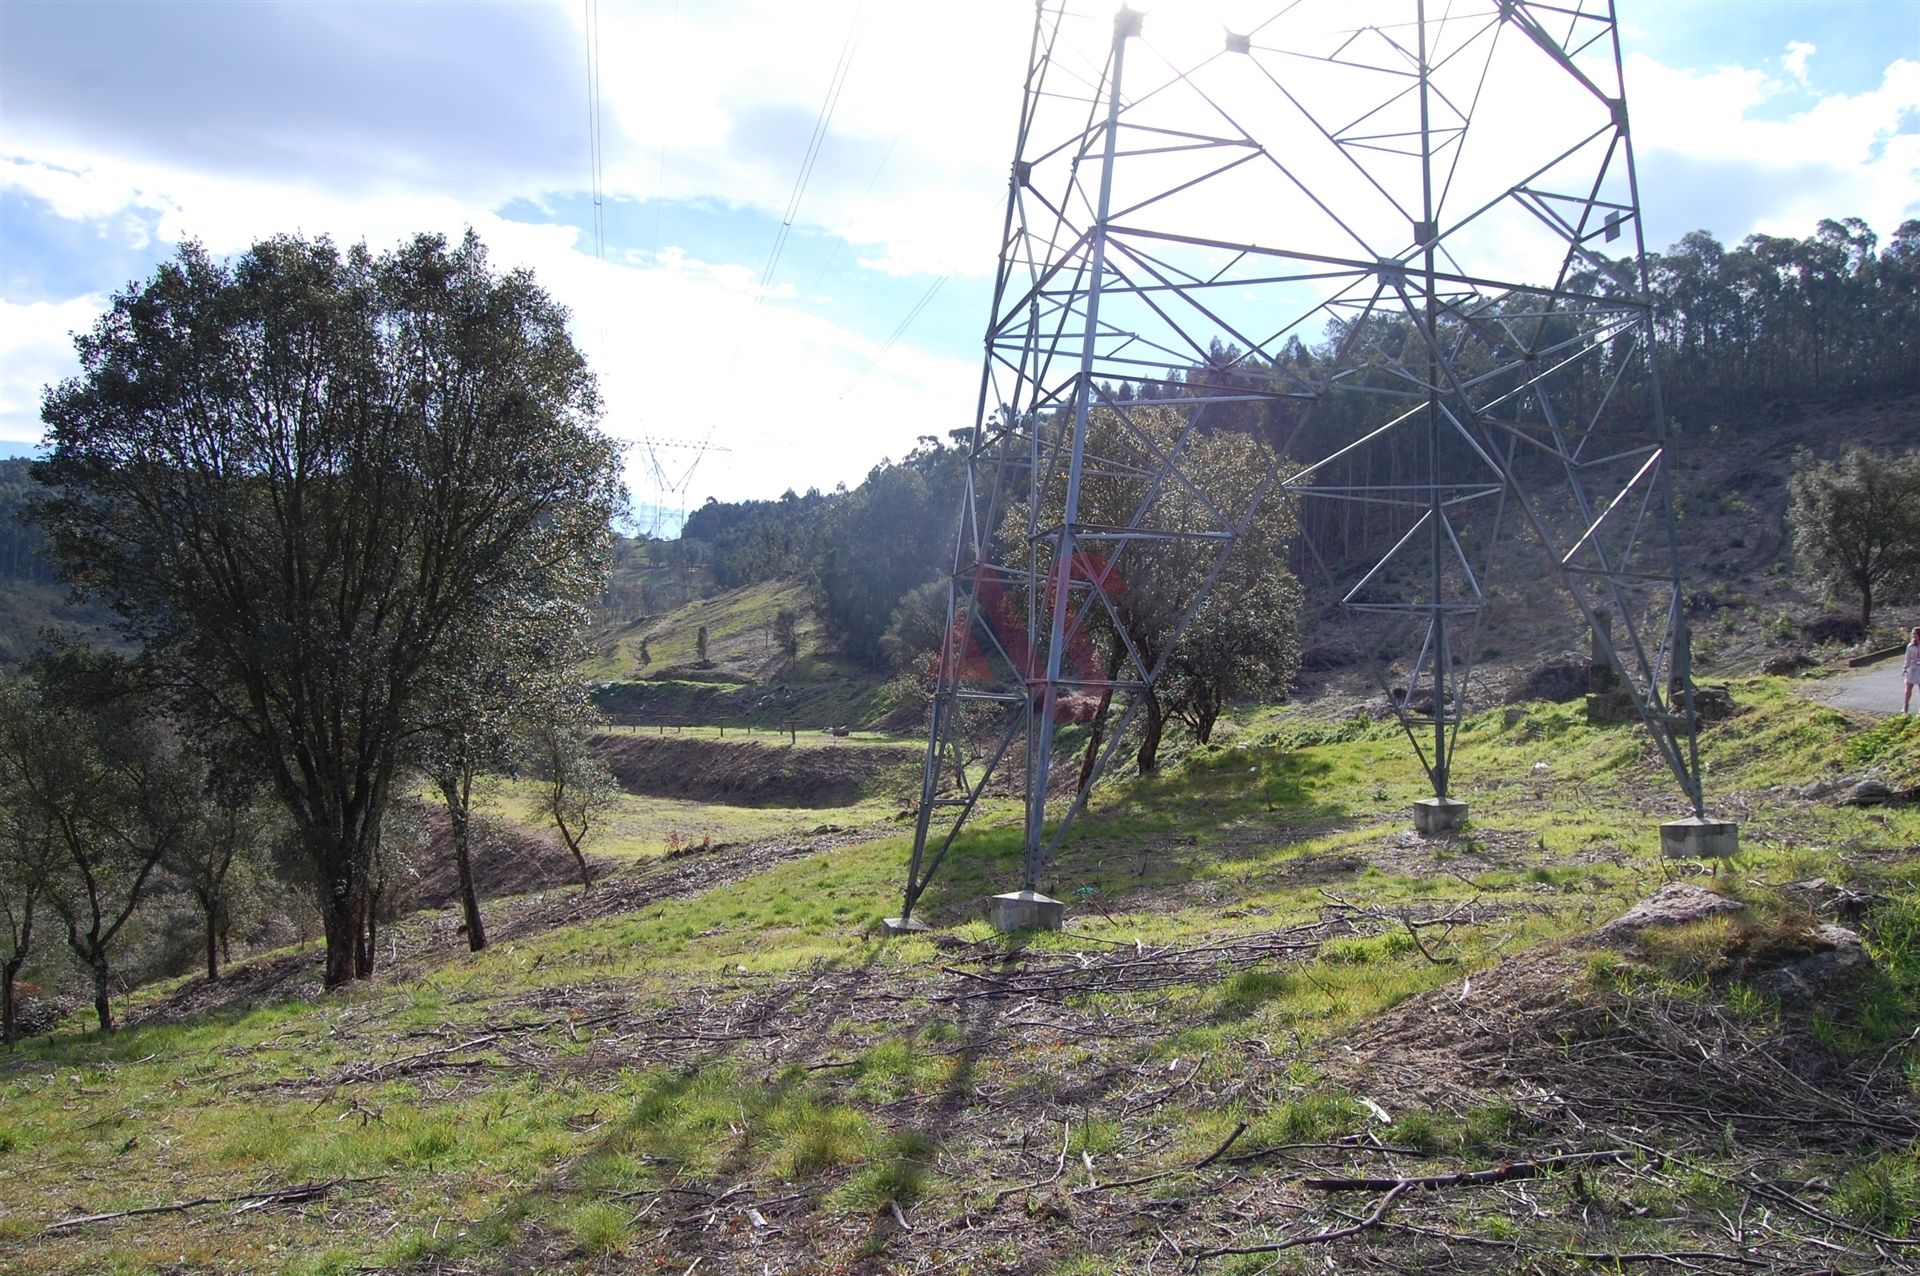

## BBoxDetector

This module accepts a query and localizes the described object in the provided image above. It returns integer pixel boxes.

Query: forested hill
[678,215,1920,676]
[678,438,966,672]
[0,458,112,664]
[0,459,49,585]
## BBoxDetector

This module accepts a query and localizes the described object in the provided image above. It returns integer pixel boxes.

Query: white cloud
[583,0,1031,277]
[1784,39,1816,84]
[1626,52,1920,240]
[0,148,979,499]
[0,294,110,444]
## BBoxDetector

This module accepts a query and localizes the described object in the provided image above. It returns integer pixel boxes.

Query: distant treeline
[0,459,56,584]
[7,218,1916,674]
[681,216,1920,668]
[1650,217,1918,413]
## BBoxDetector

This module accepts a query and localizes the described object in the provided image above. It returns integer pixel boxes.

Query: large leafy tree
[1787,445,1920,630]
[1165,571,1304,746]
[33,231,623,987]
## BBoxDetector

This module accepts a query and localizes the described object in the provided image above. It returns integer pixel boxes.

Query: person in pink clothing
[1906,628,1920,714]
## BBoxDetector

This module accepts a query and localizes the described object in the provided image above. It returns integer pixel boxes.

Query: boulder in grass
[1762,650,1815,677]
[1753,924,1871,1002]
[1589,882,1745,946]
[1778,877,1875,924]
[1841,779,1897,807]
[1684,684,1737,722]
[1507,654,1588,704]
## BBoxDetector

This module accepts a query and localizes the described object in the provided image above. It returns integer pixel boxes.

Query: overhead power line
[803,134,899,300]
[840,274,948,400]
[754,3,865,302]
[583,0,607,261]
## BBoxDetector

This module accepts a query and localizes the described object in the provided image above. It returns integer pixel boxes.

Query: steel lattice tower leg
[889,0,1728,934]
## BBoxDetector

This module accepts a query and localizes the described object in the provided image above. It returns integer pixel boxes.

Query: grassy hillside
[586,577,814,681]
[4,678,1917,1274]
[587,576,896,731]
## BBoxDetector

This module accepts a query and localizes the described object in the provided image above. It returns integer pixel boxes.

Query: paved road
[1805,655,1909,716]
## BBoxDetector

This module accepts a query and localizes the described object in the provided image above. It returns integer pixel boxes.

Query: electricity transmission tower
[635,436,730,540]
[893,0,1726,932]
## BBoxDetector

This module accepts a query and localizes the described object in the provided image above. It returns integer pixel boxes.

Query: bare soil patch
[592,732,912,807]
[488,826,880,944]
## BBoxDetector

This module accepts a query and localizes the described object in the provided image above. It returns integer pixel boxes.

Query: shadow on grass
[404,931,1034,1272]
[899,745,1364,929]
[843,984,1011,1270]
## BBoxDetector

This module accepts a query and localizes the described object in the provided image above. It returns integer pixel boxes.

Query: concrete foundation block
[1661,817,1740,860]
[1412,796,1468,836]
[882,916,932,936]
[987,890,1064,933]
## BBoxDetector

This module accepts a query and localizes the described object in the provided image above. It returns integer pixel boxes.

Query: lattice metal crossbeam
[898,0,1706,926]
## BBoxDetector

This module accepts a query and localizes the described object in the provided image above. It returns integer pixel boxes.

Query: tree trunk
[561,830,593,890]
[89,957,113,1034]
[453,820,488,952]
[1076,690,1113,794]
[1861,580,1873,631]
[312,819,371,988]
[1076,644,1124,794]
[440,775,488,952]
[204,898,220,981]
[355,885,378,980]
[1137,688,1166,775]
[554,812,594,890]
[1195,702,1220,745]
[321,886,359,988]
[2,959,19,1047]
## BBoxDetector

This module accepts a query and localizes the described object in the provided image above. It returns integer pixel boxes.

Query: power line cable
[839,274,948,400]
[802,135,898,300]
[754,3,864,301]
[833,182,1003,403]
[652,1,678,259]
[583,0,606,261]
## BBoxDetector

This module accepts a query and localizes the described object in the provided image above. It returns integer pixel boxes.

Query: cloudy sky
[2,0,1916,525]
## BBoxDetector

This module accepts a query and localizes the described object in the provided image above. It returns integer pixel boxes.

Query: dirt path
[1804,656,1909,717]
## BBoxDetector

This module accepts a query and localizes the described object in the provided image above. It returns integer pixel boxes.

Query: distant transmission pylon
[636,435,730,539]
[889,0,1730,934]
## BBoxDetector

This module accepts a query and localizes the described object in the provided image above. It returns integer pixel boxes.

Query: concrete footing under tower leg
[1661,817,1740,860]
[987,890,1064,933]
[1412,796,1468,836]
[882,917,931,936]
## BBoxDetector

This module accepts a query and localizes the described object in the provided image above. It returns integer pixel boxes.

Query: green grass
[1834,1152,1920,1236]
[5,675,1919,1272]
[582,575,897,730]
[583,577,824,682]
